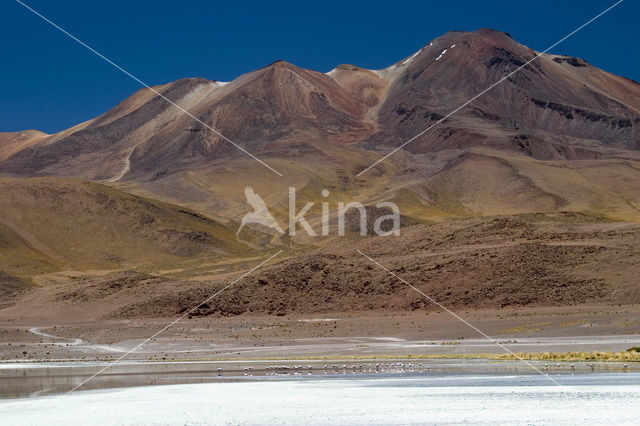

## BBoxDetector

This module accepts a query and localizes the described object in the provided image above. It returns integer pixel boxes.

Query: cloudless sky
[1,0,636,133]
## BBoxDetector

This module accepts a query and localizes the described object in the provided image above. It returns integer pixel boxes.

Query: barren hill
[1,29,640,318]
[0,177,255,279]
[3,214,638,321]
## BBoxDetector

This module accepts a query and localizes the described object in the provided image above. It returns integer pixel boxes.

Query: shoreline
[1,355,638,399]
[2,349,640,364]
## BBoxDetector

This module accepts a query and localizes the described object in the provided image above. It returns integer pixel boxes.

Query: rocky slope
[1,29,640,316]
[4,214,636,320]
[114,215,639,318]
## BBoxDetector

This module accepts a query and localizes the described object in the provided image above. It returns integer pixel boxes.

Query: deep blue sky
[1,0,636,133]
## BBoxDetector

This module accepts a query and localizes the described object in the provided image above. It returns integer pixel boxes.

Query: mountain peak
[260,59,299,70]
[472,28,514,39]
[2,30,640,181]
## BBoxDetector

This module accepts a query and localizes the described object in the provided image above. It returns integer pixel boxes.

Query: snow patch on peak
[401,50,421,66]
[435,49,448,61]
[401,42,434,66]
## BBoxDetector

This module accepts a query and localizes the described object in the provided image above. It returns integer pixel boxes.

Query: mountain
[0,62,378,181]
[2,28,640,222]
[1,30,639,227]
[2,29,640,317]
[3,29,640,181]
[365,29,640,156]
[0,130,49,161]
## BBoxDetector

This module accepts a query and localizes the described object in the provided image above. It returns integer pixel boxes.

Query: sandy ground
[1,304,639,362]
[1,304,639,397]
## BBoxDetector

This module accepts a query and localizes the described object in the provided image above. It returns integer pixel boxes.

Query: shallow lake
[1,372,639,425]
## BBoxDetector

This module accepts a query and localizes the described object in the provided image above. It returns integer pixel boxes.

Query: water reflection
[0,359,636,398]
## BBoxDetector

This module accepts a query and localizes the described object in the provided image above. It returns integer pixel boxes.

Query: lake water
[1,373,639,425]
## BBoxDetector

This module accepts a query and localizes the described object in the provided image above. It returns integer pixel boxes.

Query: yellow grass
[137,350,640,363]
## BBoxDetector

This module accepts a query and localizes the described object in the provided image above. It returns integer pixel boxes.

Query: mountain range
[1,28,640,317]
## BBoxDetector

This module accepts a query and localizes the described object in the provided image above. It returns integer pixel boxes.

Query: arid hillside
[1,29,639,319]
[0,178,259,279]
[117,214,639,318]
[2,214,638,322]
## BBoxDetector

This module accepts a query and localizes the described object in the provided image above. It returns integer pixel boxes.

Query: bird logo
[236,186,285,236]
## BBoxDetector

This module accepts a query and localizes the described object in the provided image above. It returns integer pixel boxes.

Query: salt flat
[2,373,639,425]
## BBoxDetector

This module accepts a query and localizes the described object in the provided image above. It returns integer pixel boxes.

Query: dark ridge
[552,57,588,67]
[335,64,361,71]
[530,98,634,128]
[0,271,32,307]
[177,209,211,222]
[530,98,573,119]
[486,47,526,69]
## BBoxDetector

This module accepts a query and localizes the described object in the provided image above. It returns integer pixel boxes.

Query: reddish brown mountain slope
[362,29,640,157]
[2,29,640,226]
[2,29,640,182]
[0,130,48,161]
